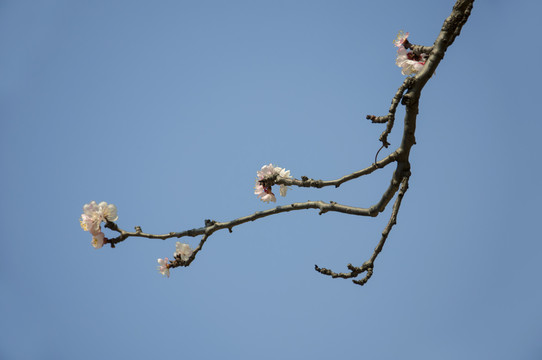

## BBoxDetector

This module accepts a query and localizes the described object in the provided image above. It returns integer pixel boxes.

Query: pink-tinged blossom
[80,201,118,248]
[254,164,292,203]
[81,201,118,225]
[393,30,409,47]
[275,167,292,196]
[80,201,101,235]
[395,45,427,76]
[256,164,276,180]
[157,258,170,277]
[254,180,276,203]
[259,192,277,203]
[80,213,100,235]
[91,232,105,249]
[97,201,118,222]
[175,242,193,261]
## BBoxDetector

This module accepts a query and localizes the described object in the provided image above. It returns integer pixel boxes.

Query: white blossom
[254,180,276,203]
[259,192,276,203]
[257,163,276,179]
[97,201,118,222]
[254,164,292,203]
[80,201,118,249]
[157,258,170,277]
[393,30,409,48]
[91,232,105,249]
[395,45,427,76]
[80,201,101,235]
[175,242,193,261]
[275,167,292,197]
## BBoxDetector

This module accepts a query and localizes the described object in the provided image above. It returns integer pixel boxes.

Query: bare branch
[105,200,377,247]
[370,167,406,214]
[449,1,474,46]
[275,150,399,189]
[315,176,409,285]
[366,77,414,148]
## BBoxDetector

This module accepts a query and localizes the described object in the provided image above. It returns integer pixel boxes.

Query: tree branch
[274,150,399,189]
[366,77,414,148]
[170,233,210,268]
[315,176,409,285]
[313,0,474,285]
[87,0,475,287]
[404,40,434,57]
[105,200,377,247]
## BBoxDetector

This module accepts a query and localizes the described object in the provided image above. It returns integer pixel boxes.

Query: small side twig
[170,233,210,268]
[366,77,413,148]
[315,176,409,285]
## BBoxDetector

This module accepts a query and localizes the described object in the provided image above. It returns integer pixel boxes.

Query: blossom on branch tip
[175,242,193,261]
[258,191,276,203]
[393,30,409,47]
[254,163,292,203]
[92,232,105,249]
[99,202,118,222]
[80,202,101,235]
[276,167,292,196]
[395,45,427,76]
[80,201,118,248]
[157,258,170,277]
[393,30,428,76]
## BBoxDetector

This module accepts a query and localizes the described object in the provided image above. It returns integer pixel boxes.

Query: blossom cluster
[394,31,427,76]
[254,163,292,203]
[157,242,194,277]
[79,201,118,249]
[175,241,193,261]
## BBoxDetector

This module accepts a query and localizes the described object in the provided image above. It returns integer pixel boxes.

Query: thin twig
[275,150,399,189]
[315,176,409,285]
[105,200,378,246]
[170,233,210,268]
[366,77,413,148]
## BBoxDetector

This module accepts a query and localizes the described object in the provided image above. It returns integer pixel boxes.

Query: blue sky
[1,1,541,359]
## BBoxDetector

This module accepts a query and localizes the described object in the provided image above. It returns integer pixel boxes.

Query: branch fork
[87,0,474,287]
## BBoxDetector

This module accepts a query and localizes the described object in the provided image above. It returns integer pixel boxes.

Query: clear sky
[1,1,541,359]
